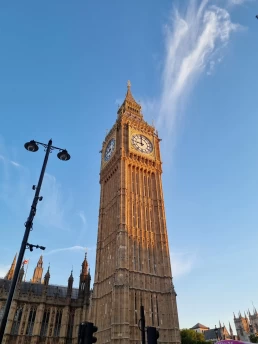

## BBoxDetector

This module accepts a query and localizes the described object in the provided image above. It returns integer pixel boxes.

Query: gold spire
[117,81,142,119]
[32,255,44,284]
[5,253,17,280]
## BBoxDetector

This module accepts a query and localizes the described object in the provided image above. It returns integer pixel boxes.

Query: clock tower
[91,82,180,344]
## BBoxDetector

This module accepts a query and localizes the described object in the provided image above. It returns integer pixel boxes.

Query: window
[26,307,37,336]
[11,306,23,335]
[54,309,63,337]
[40,308,50,337]
[0,302,5,323]
[67,309,75,343]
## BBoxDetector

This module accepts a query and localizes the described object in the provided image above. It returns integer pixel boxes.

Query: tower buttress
[79,253,91,304]
[32,255,43,283]
[5,253,17,280]
[67,270,74,298]
[44,265,50,285]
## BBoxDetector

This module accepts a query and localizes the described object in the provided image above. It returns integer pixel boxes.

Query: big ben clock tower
[91,82,180,344]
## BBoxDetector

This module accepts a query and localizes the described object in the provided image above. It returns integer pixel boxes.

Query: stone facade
[0,254,91,344]
[234,309,258,341]
[90,82,180,344]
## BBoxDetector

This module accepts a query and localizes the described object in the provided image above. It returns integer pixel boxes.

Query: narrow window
[54,309,63,337]
[26,307,37,336]
[11,306,23,335]
[151,295,154,326]
[156,296,160,326]
[138,242,141,271]
[0,302,6,324]
[147,246,151,273]
[67,309,75,343]
[135,292,137,324]
[40,308,50,337]
[133,241,136,270]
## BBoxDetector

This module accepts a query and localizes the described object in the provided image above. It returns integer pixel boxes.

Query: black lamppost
[0,139,70,342]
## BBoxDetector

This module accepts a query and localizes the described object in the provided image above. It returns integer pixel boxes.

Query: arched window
[0,302,5,324]
[54,309,63,337]
[67,309,75,343]
[11,306,23,335]
[40,308,50,337]
[26,306,37,336]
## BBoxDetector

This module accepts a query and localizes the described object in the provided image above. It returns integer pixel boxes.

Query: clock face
[131,134,153,154]
[104,138,115,161]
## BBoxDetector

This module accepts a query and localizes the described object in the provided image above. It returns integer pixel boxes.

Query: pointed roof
[117,81,142,119]
[5,253,17,280]
[68,269,74,282]
[229,322,233,332]
[45,265,50,279]
[191,323,210,330]
[81,252,88,275]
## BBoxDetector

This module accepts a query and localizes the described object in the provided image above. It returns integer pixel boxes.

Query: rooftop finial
[127,80,131,89]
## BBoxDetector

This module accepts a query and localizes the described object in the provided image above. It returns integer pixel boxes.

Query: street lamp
[0,139,70,342]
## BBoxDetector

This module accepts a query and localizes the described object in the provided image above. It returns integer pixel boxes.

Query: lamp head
[24,140,39,152]
[57,149,70,161]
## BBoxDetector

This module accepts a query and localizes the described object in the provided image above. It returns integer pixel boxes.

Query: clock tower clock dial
[131,134,153,154]
[104,138,115,161]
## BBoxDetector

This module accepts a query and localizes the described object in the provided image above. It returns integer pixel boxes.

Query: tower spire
[117,81,142,119]
[32,255,44,284]
[44,264,50,285]
[67,268,74,298]
[5,253,17,280]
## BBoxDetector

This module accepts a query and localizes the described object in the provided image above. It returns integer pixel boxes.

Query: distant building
[204,325,231,342]
[190,322,234,342]
[234,308,258,342]
[190,323,210,333]
[0,253,91,344]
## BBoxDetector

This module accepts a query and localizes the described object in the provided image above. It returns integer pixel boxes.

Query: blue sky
[0,0,257,331]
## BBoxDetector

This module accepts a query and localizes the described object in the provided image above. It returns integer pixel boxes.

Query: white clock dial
[104,138,115,161]
[131,134,153,154]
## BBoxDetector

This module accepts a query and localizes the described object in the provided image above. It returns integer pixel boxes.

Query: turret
[32,256,43,283]
[5,253,17,280]
[79,253,91,303]
[44,265,50,286]
[67,270,74,298]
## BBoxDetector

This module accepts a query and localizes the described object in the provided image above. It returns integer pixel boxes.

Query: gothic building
[234,309,258,341]
[0,253,91,344]
[90,82,180,343]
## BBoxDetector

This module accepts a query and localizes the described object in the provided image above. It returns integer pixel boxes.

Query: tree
[181,329,209,344]
[249,334,258,343]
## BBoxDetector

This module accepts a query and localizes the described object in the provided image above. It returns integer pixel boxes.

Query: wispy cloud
[141,1,245,155]
[78,211,87,226]
[157,0,242,136]
[0,153,21,168]
[45,245,95,256]
[0,140,76,232]
[170,249,197,278]
[228,0,252,5]
[10,160,21,168]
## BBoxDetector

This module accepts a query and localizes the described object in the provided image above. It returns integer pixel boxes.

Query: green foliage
[180,329,208,344]
[249,334,258,343]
